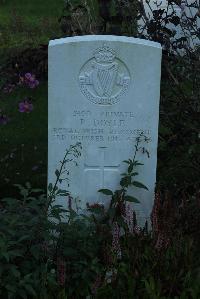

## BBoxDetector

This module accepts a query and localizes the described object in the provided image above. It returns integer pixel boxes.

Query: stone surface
[48,35,162,226]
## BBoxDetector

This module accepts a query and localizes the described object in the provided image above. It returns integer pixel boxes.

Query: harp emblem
[79,44,131,105]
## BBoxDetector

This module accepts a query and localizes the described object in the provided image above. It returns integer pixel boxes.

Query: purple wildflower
[155,232,170,251]
[18,99,33,113]
[57,258,66,287]
[123,203,134,234]
[24,73,39,89]
[112,222,121,258]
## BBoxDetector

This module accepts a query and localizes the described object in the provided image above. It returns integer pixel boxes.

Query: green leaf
[98,189,113,196]
[131,172,138,176]
[17,235,30,243]
[128,163,134,173]
[132,181,148,190]
[2,252,10,262]
[108,207,116,219]
[31,188,43,193]
[25,182,31,189]
[134,161,144,166]
[8,249,23,258]
[56,189,70,196]
[48,183,53,192]
[18,289,27,299]
[55,169,60,177]
[10,266,20,278]
[123,160,130,164]
[23,284,37,297]
[124,195,140,203]
[120,176,131,187]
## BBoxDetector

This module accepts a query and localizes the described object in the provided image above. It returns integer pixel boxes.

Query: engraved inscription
[52,110,152,145]
[79,44,131,105]
[84,147,120,196]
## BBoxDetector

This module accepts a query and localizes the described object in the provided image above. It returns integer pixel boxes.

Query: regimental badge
[79,44,131,105]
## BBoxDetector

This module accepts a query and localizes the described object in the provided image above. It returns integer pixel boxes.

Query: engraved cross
[84,146,120,190]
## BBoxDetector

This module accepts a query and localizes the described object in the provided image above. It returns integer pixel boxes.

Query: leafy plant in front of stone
[98,134,148,226]
[45,142,103,298]
[0,142,82,299]
[1,144,200,298]
[48,142,82,204]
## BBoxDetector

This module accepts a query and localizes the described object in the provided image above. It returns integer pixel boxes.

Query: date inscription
[52,110,151,143]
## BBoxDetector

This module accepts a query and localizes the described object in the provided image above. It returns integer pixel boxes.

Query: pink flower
[124,203,134,234]
[57,258,66,287]
[123,204,141,235]
[151,192,161,235]
[112,222,121,258]
[155,232,170,251]
[18,99,33,113]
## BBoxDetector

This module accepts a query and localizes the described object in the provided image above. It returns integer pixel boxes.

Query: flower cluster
[112,222,121,258]
[151,192,161,235]
[57,258,66,287]
[124,203,134,234]
[2,72,39,95]
[123,203,140,235]
[19,73,39,89]
[151,192,173,251]
[155,232,170,251]
[18,99,33,113]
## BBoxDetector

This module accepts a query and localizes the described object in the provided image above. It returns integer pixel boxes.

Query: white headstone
[48,35,162,226]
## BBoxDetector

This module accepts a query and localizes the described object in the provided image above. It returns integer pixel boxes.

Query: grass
[0,82,48,196]
[0,0,64,49]
[0,0,65,195]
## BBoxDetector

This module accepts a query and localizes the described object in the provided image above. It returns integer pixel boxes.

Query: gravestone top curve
[49,35,161,49]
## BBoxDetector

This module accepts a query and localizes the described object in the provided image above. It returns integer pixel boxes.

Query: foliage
[136,0,200,194]
[1,0,199,197]
[0,0,63,49]
[0,79,47,198]
[1,143,200,298]
[0,1,200,297]
[59,0,138,36]
[0,184,58,299]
